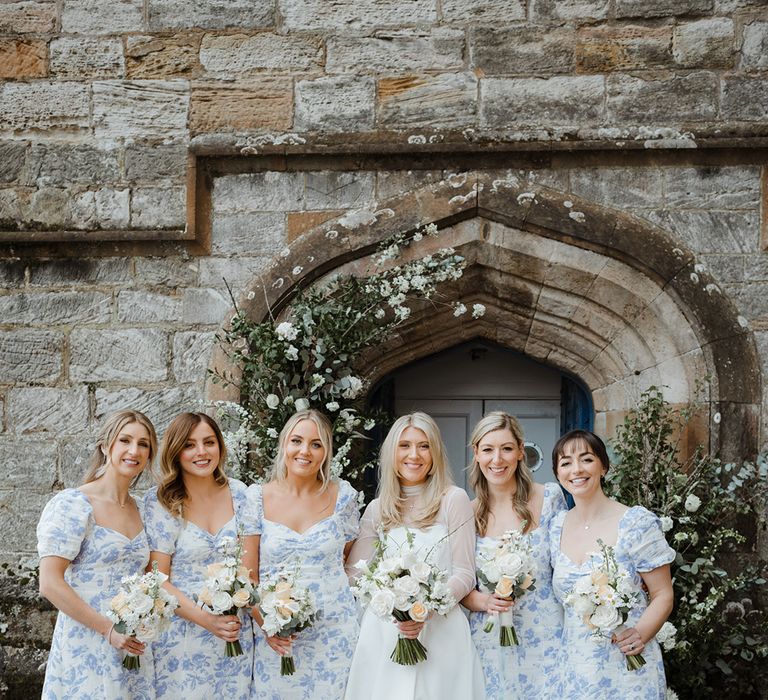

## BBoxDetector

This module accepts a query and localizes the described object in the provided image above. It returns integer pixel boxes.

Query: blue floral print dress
[37,488,155,700]
[248,479,360,700]
[468,482,567,700]
[143,478,257,700]
[550,505,675,699]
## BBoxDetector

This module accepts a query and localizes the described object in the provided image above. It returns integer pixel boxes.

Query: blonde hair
[270,409,334,491]
[469,411,535,535]
[157,412,228,516]
[82,410,157,485]
[378,412,453,530]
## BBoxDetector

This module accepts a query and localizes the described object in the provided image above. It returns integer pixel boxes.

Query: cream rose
[494,575,515,598]
[370,590,396,619]
[231,588,252,608]
[393,574,420,598]
[211,591,234,614]
[589,604,621,633]
[519,573,534,590]
[409,601,429,622]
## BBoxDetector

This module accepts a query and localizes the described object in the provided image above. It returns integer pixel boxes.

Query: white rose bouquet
[351,533,456,665]
[195,534,258,657]
[475,526,537,646]
[107,562,179,670]
[563,540,646,671]
[257,566,317,676]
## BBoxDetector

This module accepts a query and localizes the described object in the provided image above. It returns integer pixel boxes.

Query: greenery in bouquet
[212,223,485,485]
[604,387,768,697]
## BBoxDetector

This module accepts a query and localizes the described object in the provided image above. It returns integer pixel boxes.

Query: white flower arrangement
[475,526,537,646]
[656,621,678,651]
[257,566,317,676]
[107,562,179,669]
[351,533,455,665]
[563,540,646,672]
[195,535,258,657]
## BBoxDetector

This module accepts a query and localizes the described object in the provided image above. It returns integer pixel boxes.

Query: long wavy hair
[82,410,157,486]
[270,409,334,491]
[378,412,453,530]
[468,411,535,536]
[157,412,228,516]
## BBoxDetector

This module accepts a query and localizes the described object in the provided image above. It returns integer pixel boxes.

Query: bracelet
[106,624,114,645]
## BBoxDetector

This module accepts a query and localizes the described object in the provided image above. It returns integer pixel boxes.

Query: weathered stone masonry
[1,0,767,694]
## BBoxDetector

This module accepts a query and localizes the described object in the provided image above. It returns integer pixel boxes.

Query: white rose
[211,591,234,614]
[393,575,420,598]
[370,590,396,619]
[589,604,621,633]
[409,560,431,584]
[126,591,154,617]
[378,557,403,576]
[266,394,280,410]
[135,623,158,643]
[684,494,701,513]
[275,321,298,341]
[393,593,411,611]
[660,516,674,532]
[571,595,596,619]
[497,552,526,578]
[656,621,677,651]
[572,575,595,597]
[326,401,340,412]
[480,560,501,583]
[295,398,310,411]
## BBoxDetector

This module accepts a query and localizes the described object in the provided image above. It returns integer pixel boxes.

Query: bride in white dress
[344,412,485,700]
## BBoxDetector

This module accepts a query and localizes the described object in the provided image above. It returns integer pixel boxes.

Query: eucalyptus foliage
[212,223,485,484]
[605,387,768,698]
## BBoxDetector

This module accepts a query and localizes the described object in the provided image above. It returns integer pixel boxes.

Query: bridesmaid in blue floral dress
[38,409,158,699]
[243,409,360,700]
[550,430,675,698]
[144,412,258,700]
[461,411,567,699]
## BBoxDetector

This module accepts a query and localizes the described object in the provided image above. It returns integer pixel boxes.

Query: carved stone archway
[209,171,761,459]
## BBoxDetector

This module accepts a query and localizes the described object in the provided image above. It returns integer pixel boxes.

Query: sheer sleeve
[344,498,380,580]
[441,486,477,602]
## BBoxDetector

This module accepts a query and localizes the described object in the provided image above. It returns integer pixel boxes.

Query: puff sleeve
[625,506,676,573]
[337,480,361,541]
[37,489,91,561]
[143,487,181,555]
[541,482,568,527]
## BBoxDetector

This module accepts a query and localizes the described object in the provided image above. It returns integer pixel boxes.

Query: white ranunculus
[370,590,396,619]
[684,494,701,513]
[275,321,298,341]
[266,394,280,410]
[295,398,310,411]
[589,604,621,633]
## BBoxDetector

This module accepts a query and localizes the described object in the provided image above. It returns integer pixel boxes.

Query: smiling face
[475,428,523,489]
[554,438,607,498]
[107,421,151,479]
[396,426,433,487]
[178,421,222,479]
[284,418,326,480]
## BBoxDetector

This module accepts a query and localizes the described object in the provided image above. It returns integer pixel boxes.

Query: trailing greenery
[212,223,485,484]
[605,387,768,699]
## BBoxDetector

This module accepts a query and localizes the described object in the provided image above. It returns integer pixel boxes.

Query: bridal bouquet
[107,562,179,669]
[257,567,317,676]
[476,526,537,646]
[352,535,456,665]
[195,535,258,657]
[564,540,646,671]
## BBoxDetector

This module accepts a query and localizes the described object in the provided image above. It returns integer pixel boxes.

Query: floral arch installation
[208,170,761,460]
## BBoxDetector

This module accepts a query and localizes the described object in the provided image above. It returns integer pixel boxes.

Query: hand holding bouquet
[476,526,537,646]
[564,540,646,671]
[107,562,179,669]
[195,535,258,657]
[257,567,317,676]
[352,535,456,666]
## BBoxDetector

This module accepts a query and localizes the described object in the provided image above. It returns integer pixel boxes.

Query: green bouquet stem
[122,653,141,670]
[500,624,519,646]
[281,655,296,676]
[626,652,647,671]
[225,640,244,657]
[390,609,428,665]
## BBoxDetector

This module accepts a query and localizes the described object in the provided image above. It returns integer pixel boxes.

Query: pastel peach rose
[519,574,534,590]
[207,562,226,578]
[495,576,515,598]
[198,586,213,606]
[231,588,252,608]
[409,601,429,622]
[591,570,609,587]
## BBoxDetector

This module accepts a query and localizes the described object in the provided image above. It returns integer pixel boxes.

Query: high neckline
[401,483,425,497]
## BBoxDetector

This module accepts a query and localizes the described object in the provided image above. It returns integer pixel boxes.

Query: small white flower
[395,306,411,320]
[656,621,677,651]
[660,516,673,533]
[247,291,256,300]
[283,395,294,405]
[285,344,299,361]
[363,418,376,430]
[472,303,486,318]
[295,398,310,411]
[266,394,280,410]
[326,401,340,412]
[267,427,278,439]
[453,303,467,317]
[684,494,701,513]
[412,231,423,242]
[374,308,386,319]
[275,321,298,341]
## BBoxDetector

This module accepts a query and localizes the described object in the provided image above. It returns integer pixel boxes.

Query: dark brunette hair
[552,429,610,478]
